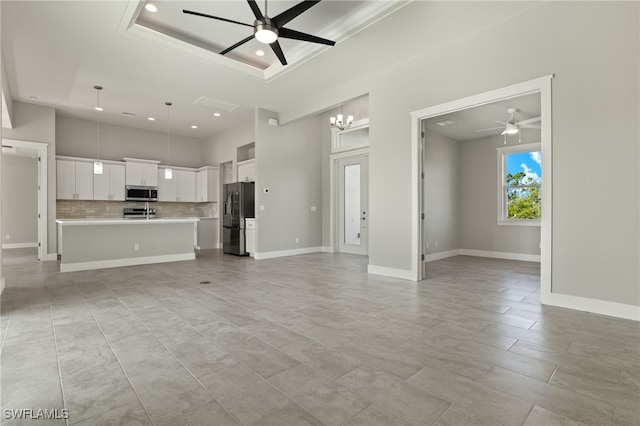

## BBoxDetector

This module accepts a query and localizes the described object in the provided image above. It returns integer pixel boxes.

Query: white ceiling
[424,93,541,141]
[1,1,543,140]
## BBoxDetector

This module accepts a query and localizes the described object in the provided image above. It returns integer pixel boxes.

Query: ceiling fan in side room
[183,0,336,66]
[476,107,541,143]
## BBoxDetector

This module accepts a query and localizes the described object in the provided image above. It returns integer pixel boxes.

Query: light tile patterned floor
[1,248,638,425]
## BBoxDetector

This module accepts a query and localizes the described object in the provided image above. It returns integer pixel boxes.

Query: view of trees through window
[504,150,541,220]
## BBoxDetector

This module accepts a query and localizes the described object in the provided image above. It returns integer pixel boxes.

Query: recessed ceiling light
[122,112,136,117]
[191,125,198,129]
[213,113,221,117]
[148,117,155,121]
[145,3,158,12]
[95,107,103,112]
[256,50,265,57]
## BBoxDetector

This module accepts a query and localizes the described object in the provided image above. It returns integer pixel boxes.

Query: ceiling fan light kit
[183,0,336,66]
[475,107,541,144]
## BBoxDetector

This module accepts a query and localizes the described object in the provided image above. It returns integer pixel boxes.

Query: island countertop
[56,218,199,226]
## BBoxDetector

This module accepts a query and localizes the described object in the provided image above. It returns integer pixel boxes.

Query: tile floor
[0,248,638,426]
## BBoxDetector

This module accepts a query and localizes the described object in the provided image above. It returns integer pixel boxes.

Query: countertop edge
[56,218,200,226]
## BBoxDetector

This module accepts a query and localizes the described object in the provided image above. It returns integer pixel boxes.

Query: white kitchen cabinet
[237,159,255,182]
[245,218,256,255]
[125,160,159,186]
[176,170,196,202]
[57,159,93,200]
[94,163,125,201]
[158,168,196,202]
[196,166,219,202]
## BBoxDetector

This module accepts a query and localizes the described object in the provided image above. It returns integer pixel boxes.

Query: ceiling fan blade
[519,124,541,129]
[220,35,255,55]
[272,0,321,27]
[279,27,335,46]
[518,116,541,125]
[247,0,265,20]
[270,40,288,65]
[476,126,505,132]
[183,10,253,28]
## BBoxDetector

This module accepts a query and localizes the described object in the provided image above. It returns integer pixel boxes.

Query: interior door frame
[329,147,369,254]
[2,138,48,261]
[410,75,553,304]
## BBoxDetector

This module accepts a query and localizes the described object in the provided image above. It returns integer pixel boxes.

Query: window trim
[497,142,542,226]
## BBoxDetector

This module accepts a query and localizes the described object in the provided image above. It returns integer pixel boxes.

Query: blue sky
[506,151,542,183]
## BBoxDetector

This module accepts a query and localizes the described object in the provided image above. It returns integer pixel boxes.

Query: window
[497,143,541,225]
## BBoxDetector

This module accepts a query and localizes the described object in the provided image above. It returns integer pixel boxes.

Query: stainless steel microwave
[125,185,158,202]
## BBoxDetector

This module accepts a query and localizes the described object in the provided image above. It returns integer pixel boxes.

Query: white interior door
[338,155,368,255]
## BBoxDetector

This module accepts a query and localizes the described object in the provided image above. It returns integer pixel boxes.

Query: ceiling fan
[183,0,336,66]
[476,107,541,136]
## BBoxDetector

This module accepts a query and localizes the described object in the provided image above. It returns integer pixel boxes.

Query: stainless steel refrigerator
[223,182,255,256]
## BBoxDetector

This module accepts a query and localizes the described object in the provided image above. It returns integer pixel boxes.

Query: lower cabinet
[196,218,219,249]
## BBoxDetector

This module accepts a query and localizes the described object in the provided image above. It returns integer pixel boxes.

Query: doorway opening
[411,75,553,303]
[1,138,49,261]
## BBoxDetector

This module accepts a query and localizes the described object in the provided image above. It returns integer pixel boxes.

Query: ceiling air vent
[193,96,239,113]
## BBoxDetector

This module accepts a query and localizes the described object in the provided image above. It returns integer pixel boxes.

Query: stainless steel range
[123,207,156,219]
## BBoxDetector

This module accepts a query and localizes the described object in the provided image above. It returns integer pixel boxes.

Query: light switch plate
[259,205,265,211]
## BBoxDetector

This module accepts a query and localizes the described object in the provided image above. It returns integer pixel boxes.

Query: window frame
[496,142,542,227]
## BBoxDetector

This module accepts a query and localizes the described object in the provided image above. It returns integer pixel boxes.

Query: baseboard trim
[424,249,460,262]
[43,253,58,261]
[59,253,195,273]
[543,292,640,321]
[2,242,38,249]
[0,276,5,296]
[321,246,334,253]
[368,264,415,281]
[254,246,324,260]
[459,249,540,262]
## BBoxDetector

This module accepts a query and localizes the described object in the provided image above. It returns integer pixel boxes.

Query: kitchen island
[56,218,198,272]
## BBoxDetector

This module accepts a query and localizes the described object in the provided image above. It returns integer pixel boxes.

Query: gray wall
[56,115,205,168]
[277,2,639,306]
[424,129,460,255]
[459,134,540,255]
[203,121,255,171]
[3,101,56,255]
[1,155,37,245]
[255,108,323,252]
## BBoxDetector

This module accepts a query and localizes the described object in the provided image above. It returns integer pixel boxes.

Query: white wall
[56,115,205,167]
[1,155,37,245]
[279,2,639,307]
[255,108,323,253]
[424,129,459,255]
[3,101,56,255]
[459,134,540,255]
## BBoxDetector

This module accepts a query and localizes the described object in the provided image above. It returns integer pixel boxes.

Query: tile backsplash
[57,200,218,219]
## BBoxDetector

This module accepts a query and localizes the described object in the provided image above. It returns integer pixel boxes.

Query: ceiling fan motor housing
[254,18,279,44]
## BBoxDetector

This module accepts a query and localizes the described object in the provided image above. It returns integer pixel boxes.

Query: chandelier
[330,113,354,131]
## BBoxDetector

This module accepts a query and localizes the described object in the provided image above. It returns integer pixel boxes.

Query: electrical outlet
[295,238,299,244]
[5,235,9,240]
[134,244,140,251]
[310,206,317,212]
[259,205,265,211]
[435,241,438,248]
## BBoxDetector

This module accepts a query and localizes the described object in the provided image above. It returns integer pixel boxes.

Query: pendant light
[165,102,173,180]
[93,85,103,174]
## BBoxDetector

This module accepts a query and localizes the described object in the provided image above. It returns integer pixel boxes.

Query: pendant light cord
[166,102,172,167]
[94,85,102,161]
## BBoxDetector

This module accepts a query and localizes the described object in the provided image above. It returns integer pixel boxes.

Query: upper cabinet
[124,158,160,187]
[57,159,93,200]
[94,163,125,201]
[158,167,196,202]
[196,167,219,203]
[237,159,255,183]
